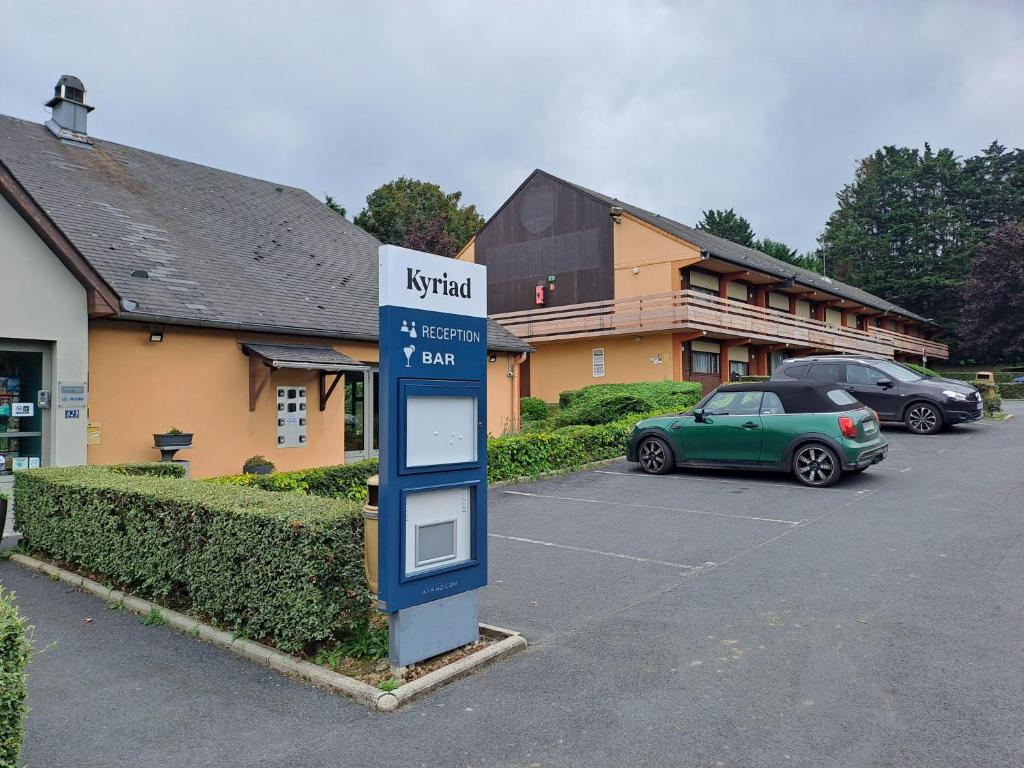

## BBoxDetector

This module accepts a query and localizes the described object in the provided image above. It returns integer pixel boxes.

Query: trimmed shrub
[14,466,367,653]
[108,462,186,478]
[519,396,549,423]
[0,587,30,768]
[998,382,1024,400]
[208,458,379,503]
[903,363,940,377]
[555,380,701,426]
[737,375,770,383]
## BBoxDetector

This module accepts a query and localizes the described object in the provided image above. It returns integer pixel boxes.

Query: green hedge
[938,370,1017,383]
[973,381,1002,415]
[556,381,701,427]
[998,382,1024,400]
[108,462,187,478]
[207,458,379,503]
[14,467,367,653]
[737,375,770,383]
[519,397,548,422]
[903,363,940,377]
[0,587,30,768]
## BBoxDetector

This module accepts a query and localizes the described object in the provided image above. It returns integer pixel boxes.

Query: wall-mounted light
[488,354,497,363]
[149,328,164,343]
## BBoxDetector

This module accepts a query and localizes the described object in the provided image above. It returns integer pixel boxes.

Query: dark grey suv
[771,356,982,434]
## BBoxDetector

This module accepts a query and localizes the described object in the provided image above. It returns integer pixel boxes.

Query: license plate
[863,421,877,434]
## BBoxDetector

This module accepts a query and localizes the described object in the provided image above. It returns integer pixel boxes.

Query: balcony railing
[492,289,949,360]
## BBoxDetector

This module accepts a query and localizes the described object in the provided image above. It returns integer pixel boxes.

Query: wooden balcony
[492,289,949,360]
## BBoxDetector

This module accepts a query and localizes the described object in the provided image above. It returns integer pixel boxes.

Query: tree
[354,177,484,258]
[324,194,346,218]
[696,208,755,247]
[817,144,971,335]
[752,238,822,273]
[960,221,1024,360]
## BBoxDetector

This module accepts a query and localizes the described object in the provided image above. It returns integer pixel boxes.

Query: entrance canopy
[241,343,369,412]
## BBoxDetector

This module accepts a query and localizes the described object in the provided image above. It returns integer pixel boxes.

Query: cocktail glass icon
[403,345,415,367]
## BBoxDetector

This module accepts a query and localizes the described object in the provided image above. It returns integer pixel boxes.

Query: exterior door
[843,363,898,417]
[681,390,763,462]
[0,344,49,476]
[344,368,379,462]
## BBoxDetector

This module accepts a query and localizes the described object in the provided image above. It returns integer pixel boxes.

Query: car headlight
[942,389,967,401]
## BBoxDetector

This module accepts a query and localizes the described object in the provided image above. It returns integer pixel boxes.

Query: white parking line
[502,490,806,526]
[487,533,702,570]
[592,469,870,493]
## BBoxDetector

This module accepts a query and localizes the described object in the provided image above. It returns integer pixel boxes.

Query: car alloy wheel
[793,444,840,487]
[638,437,672,475]
[905,403,941,434]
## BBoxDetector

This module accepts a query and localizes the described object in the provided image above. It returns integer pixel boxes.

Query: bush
[998,382,1024,400]
[519,396,549,423]
[208,458,379,503]
[0,587,30,768]
[555,380,701,426]
[974,380,1002,415]
[737,375,770,383]
[903,363,940,377]
[108,462,186,478]
[14,466,367,653]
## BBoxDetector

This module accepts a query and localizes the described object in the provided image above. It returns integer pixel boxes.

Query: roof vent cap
[44,75,94,146]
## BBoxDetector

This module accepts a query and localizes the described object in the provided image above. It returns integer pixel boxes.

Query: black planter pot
[154,433,193,448]
[243,464,273,475]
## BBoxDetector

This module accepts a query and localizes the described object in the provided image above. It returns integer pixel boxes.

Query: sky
[2,1,1022,253]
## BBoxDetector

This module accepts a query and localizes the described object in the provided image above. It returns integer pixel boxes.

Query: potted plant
[242,455,275,475]
[153,426,193,449]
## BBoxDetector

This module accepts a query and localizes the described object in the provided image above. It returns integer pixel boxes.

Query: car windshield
[872,360,923,382]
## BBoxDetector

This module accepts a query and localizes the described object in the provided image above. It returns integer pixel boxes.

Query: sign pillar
[377,245,489,668]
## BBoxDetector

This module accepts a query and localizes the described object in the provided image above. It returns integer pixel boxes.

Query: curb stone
[8,552,525,712]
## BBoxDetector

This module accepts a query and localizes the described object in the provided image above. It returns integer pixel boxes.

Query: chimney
[45,75,94,146]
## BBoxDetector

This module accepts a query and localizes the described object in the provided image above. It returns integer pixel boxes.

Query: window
[872,360,923,383]
[705,390,762,415]
[782,363,808,379]
[807,363,842,383]
[692,351,720,374]
[826,389,859,406]
[760,392,786,415]
[846,364,889,385]
[729,360,749,378]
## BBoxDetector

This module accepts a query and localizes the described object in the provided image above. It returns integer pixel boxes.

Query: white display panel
[404,486,472,577]
[405,395,477,467]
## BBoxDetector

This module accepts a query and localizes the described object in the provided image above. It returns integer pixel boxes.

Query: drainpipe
[509,352,527,432]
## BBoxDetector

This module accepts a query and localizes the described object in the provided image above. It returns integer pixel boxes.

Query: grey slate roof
[240,342,368,371]
[534,170,934,326]
[0,115,529,352]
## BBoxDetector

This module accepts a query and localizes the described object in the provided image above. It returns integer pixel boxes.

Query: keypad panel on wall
[276,387,307,448]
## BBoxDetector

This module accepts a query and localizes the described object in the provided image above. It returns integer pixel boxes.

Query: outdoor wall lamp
[149,327,164,343]
[488,354,497,363]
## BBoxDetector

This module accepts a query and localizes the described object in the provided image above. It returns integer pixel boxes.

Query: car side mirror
[875,378,893,388]
[692,408,706,423]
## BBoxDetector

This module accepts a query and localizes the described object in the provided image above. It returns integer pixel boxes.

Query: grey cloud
[2,0,1022,252]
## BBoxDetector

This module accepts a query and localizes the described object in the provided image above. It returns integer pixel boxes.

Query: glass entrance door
[0,347,46,475]
[344,368,379,462]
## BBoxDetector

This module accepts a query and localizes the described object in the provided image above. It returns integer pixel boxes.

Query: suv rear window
[808,363,842,383]
[782,364,808,379]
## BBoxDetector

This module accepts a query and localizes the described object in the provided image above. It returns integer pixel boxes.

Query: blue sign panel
[377,246,489,612]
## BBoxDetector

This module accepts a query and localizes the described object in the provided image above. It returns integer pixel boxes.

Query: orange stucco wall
[527,334,676,404]
[487,352,523,435]
[88,321,520,477]
[456,237,476,263]
[613,215,702,298]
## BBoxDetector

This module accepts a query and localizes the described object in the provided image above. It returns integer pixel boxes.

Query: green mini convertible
[627,381,888,487]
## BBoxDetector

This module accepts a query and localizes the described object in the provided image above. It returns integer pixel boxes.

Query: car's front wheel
[637,436,673,475]
[792,443,842,487]
[904,402,943,435]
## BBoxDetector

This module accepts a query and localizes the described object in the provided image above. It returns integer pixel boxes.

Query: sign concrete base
[389,589,479,669]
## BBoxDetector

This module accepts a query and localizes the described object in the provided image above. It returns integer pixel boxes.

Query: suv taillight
[839,415,857,439]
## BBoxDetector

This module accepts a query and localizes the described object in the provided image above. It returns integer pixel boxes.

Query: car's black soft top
[715,381,863,414]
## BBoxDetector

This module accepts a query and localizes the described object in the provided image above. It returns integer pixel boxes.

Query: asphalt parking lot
[3,403,1023,767]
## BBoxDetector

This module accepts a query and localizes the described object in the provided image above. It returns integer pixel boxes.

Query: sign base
[389,590,479,669]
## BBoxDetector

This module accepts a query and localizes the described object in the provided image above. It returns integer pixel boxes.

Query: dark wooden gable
[475,171,614,314]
